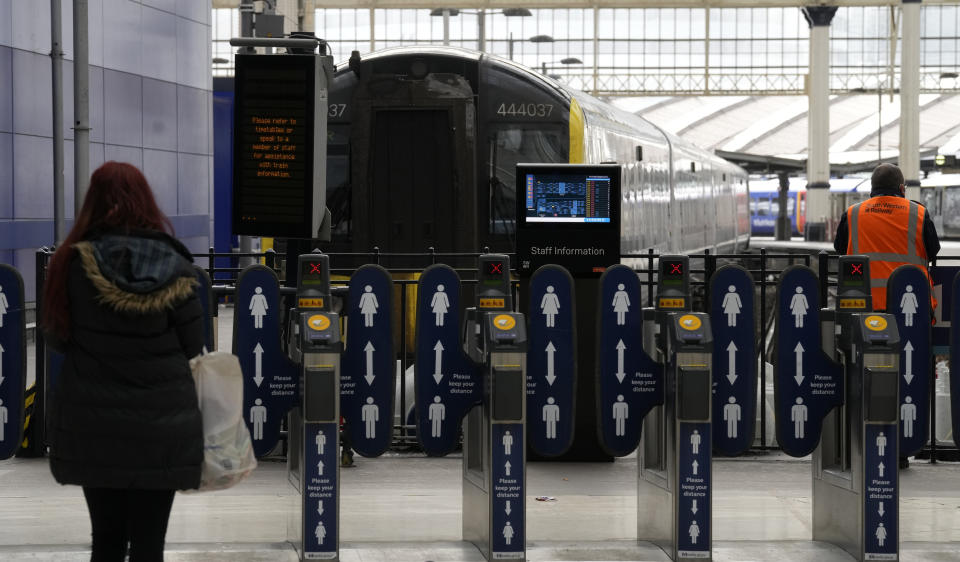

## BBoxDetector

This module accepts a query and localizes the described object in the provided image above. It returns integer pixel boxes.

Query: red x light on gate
[670,263,682,275]
[487,262,504,275]
[849,263,863,276]
[309,263,323,275]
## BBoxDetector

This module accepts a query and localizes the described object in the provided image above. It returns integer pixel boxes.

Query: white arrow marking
[364,341,376,385]
[615,339,627,383]
[692,499,699,514]
[253,343,264,387]
[318,500,324,516]
[545,341,557,386]
[878,501,885,517]
[318,460,325,476]
[726,341,738,385]
[505,461,512,476]
[433,340,444,384]
[904,341,914,384]
[794,341,805,386]
[878,462,885,478]
[692,460,699,475]
[505,501,512,515]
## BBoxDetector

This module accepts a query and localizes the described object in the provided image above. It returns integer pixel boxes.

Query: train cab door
[349,74,478,254]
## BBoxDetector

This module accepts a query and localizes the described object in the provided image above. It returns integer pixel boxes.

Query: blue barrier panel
[863,423,898,559]
[886,265,931,456]
[491,422,524,558]
[676,421,711,558]
[709,265,756,456]
[774,266,843,457]
[596,264,662,457]
[235,265,299,457]
[303,421,339,559]
[931,266,959,353]
[193,266,215,351]
[341,265,394,457]
[950,271,960,450]
[526,265,576,456]
[0,265,26,460]
[414,265,480,456]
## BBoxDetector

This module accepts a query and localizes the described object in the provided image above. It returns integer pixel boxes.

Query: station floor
[3,303,960,561]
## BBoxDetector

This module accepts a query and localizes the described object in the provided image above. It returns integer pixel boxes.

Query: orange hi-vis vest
[846,196,934,310]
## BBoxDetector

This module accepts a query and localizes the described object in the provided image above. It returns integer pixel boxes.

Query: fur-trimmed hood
[74,233,197,315]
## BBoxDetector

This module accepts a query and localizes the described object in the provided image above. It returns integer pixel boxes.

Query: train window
[636,146,643,162]
[489,126,565,235]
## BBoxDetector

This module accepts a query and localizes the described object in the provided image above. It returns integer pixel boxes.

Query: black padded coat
[47,231,204,490]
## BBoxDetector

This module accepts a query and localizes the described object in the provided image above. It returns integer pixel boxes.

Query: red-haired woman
[42,161,204,561]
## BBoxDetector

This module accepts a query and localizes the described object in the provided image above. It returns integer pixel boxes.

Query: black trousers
[82,487,176,562]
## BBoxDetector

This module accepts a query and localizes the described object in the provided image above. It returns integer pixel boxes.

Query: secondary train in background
[749,173,960,238]
[319,46,750,257]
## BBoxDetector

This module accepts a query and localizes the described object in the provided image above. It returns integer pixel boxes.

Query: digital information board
[233,54,318,238]
[515,164,621,277]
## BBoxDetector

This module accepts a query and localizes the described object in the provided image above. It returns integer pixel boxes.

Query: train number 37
[496,103,554,118]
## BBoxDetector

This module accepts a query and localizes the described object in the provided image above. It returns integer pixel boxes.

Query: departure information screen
[524,172,612,223]
[233,54,315,237]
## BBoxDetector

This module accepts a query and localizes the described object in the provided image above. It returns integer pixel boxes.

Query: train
[320,46,750,257]
[749,173,960,239]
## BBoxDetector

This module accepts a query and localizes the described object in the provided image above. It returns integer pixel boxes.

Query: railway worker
[833,163,940,312]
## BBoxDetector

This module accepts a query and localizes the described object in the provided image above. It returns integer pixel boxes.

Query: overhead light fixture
[941,71,959,79]
[212,57,229,64]
[560,57,583,65]
[429,8,459,16]
[529,35,554,43]
[502,8,533,17]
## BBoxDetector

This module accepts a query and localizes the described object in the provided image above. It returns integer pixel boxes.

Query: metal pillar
[802,7,837,241]
[443,9,450,46]
[73,0,90,215]
[776,172,791,241]
[51,0,65,243]
[900,0,922,200]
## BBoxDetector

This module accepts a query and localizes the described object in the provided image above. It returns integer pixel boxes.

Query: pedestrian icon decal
[249,287,268,329]
[791,287,809,328]
[723,396,741,438]
[503,430,513,455]
[431,285,450,326]
[543,397,560,439]
[429,396,445,437]
[900,285,918,327]
[613,395,629,437]
[541,286,560,327]
[316,430,326,454]
[876,522,887,547]
[250,398,267,440]
[876,431,887,456]
[359,285,379,327]
[901,396,917,437]
[503,522,514,545]
[792,397,808,438]
[690,429,702,454]
[0,399,6,442]
[689,520,700,544]
[612,283,631,325]
[362,397,379,439]
[0,286,7,328]
[315,521,326,545]
[722,285,742,327]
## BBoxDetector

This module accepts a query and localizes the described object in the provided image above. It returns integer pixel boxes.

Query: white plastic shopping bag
[185,350,257,492]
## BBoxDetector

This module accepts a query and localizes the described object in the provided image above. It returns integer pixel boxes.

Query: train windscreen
[523,171,613,223]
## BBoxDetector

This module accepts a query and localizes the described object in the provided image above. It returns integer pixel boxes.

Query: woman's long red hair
[42,162,174,340]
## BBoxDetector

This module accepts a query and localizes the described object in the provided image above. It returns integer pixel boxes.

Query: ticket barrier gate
[813,256,901,561]
[462,255,528,562]
[638,256,714,561]
[286,253,343,561]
